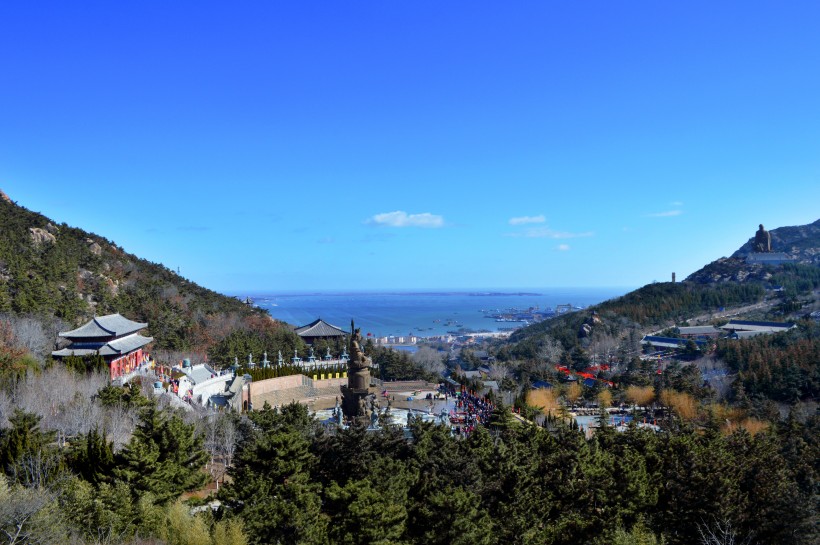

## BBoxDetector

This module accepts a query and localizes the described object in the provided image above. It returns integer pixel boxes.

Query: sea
[245,288,629,339]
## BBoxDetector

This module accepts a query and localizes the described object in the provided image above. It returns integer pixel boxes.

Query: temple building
[52,313,153,381]
[294,318,347,345]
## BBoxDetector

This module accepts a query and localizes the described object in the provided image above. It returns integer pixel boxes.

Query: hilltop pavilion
[52,313,153,381]
[294,318,347,345]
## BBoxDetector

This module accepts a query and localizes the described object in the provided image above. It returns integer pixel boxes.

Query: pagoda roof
[294,318,347,338]
[59,313,147,339]
[52,333,153,358]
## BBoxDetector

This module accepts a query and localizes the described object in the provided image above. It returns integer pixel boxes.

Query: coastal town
[3,201,819,545]
[3,2,820,543]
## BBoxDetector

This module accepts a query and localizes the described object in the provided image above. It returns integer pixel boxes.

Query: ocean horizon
[240,287,632,338]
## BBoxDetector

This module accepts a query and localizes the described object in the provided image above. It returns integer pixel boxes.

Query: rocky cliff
[686,219,820,284]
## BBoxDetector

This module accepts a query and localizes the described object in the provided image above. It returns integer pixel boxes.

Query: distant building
[745,253,793,266]
[641,335,708,350]
[52,313,153,381]
[726,330,767,340]
[719,319,796,335]
[677,325,721,339]
[294,318,347,345]
[482,380,500,393]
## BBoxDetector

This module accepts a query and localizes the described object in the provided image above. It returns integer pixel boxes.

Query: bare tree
[9,368,107,443]
[10,450,64,490]
[487,363,511,382]
[0,475,65,545]
[199,412,238,491]
[536,335,563,364]
[0,314,68,364]
[589,333,619,366]
[0,390,12,428]
[411,346,445,376]
[101,404,139,450]
[697,518,751,545]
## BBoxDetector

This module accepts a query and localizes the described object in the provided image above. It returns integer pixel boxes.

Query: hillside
[731,218,820,264]
[686,218,820,285]
[498,218,820,372]
[0,189,267,355]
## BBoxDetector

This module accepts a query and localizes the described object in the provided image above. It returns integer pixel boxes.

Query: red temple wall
[109,348,145,381]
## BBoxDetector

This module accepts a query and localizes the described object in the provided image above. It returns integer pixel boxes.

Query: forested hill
[0,190,267,353]
[501,219,820,361]
[501,281,766,361]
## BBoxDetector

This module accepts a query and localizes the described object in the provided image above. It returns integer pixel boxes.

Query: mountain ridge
[686,219,820,284]
[0,189,268,355]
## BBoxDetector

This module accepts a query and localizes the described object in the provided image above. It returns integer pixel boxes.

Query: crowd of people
[440,383,493,436]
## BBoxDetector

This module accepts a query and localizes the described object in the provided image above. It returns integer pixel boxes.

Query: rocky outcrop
[578,312,602,337]
[29,227,56,246]
[86,238,102,255]
[686,257,773,284]
[687,218,820,283]
[0,190,10,203]
[730,218,820,266]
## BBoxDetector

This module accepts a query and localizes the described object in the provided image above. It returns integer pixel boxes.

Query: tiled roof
[187,364,217,384]
[641,336,708,347]
[52,333,153,358]
[59,313,147,339]
[294,318,347,337]
[729,330,767,339]
[722,319,795,329]
[678,326,720,335]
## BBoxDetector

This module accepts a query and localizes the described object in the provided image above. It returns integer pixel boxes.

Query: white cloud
[507,227,593,239]
[556,244,570,251]
[368,211,445,228]
[509,215,546,225]
[670,201,684,207]
[647,210,683,218]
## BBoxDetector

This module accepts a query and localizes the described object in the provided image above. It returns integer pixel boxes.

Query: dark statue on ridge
[753,223,771,253]
[341,320,374,420]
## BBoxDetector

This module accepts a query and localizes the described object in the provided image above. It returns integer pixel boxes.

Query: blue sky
[1,2,819,293]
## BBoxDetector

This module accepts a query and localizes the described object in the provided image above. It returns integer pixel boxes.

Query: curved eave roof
[295,318,347,337]
[59,313,148,339]
[52,333,153,358]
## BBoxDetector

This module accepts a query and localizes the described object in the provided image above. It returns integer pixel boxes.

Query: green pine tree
[114,406,208,503]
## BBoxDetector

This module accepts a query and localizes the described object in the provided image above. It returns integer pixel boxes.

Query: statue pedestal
[746,252,792,265]
[340,385,370,420]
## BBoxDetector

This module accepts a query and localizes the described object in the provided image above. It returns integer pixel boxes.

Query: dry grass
[527,388,561,416]
[625,385,655,407]
[660,390,698,421]
[708,403,745,423]
[565,382,582,405]
[722,417,770,436]
[597,389,612,409]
